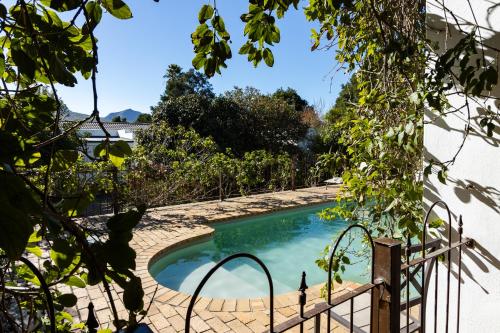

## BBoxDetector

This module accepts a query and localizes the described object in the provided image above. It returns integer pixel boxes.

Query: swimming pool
[149,203,370,298]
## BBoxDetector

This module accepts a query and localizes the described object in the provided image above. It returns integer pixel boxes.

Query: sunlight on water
[149,203,371,298]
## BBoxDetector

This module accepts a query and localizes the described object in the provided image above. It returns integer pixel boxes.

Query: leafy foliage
[135,113,152,123]
[152,69,310,156]
[127,121,298,206]
[161,64,215,100]
[0,0,148,331]
[185,0,497,286]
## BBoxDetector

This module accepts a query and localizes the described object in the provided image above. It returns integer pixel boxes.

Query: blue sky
[56,1,350,116]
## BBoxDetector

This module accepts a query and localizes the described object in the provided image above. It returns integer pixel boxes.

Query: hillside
[64,111,90,121]
[102,109,144,122]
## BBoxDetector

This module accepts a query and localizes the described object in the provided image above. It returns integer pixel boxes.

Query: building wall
[425,1,500,331]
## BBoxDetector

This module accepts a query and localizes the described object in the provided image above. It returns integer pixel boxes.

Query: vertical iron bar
[422,201,453,333]
[350,298,354,333]
[421,254,426,333]
[327,310,331,332]
[314,313,321,333]
[445,241,452,332]
[406,237,411,333]
[456,216,463,333]
[434,258,438,333]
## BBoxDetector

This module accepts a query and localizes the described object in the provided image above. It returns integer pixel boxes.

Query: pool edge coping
[145,187,348,305]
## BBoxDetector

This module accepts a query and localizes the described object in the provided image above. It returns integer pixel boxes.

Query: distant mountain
[65,111,90,121]
[103,109,144,122]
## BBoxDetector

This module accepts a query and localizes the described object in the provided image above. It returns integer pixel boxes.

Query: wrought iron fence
[184,200,474,333]
[0,201,474,333]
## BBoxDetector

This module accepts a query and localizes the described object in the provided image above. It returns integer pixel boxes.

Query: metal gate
[185,200,474,333]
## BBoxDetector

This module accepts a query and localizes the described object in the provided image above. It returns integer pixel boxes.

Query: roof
[84,137,134,142]
[60,121,151,132]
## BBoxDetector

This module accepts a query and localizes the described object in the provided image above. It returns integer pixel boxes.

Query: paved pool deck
[71,186,359,332]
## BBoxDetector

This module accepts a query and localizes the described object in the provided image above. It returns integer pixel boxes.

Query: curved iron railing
[421,200,454,333]
[183,201,471,333]
[326,224,375,332]
[327,224,375,303]
[0,255,56,333]
[184,253,275,333]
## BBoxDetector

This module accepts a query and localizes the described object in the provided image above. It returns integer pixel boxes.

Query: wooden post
[371,238,402,333]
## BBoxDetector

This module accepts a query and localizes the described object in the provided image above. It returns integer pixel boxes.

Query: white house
[425,1,500,330]
[62,121,151,159]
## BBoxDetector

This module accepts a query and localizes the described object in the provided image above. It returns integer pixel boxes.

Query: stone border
[70,186,360,332]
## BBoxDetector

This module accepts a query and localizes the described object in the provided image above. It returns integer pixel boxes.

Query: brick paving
[69,186,359,332]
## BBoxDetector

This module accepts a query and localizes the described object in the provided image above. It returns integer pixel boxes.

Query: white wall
[425,1,500,331]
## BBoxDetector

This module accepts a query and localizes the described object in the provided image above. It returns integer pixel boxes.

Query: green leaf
[192,52,206,70]
[40,0,81,11]
[106,208,144,233]
[83,1,103,34]
[56,192,94,217]
[14,151,41,167]
[0,172,39,259]
[101,0,132,19]
[0,54,5,76]
[123,276,144,312]
[109,140,132,168]
[11,45,36,80]
[58,294,78,307]
[50,239,76,270]
[26,246,42,257]
[423,163,432,177]
[263,48,274,67]
[47,53,77,86]
[104,240,136,271]
[437,169,447,184]
[239,42,254,55]
[212,15,226,33]
[93,142,107,158]
[198,4,214,23]
[0,4,6,19]
[52,150,79,172]
[65,275,86,288]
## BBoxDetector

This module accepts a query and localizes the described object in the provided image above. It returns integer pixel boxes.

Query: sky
[55,1,351,116]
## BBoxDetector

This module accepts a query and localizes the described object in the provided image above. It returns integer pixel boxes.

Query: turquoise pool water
[149,203,370,298]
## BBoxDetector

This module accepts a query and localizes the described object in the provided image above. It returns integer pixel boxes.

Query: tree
[111,115,127,122]
[152,85,309,156]
[135,114,152,123]
[272,87,308,112]
[160,64,214,100]
[152,93,211,129]
[0,1,145,331]
[1,0,497,331]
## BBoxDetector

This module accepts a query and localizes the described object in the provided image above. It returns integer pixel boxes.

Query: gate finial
[86,302,99,333]
[298,271,308,319]
[299,271,308,292]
